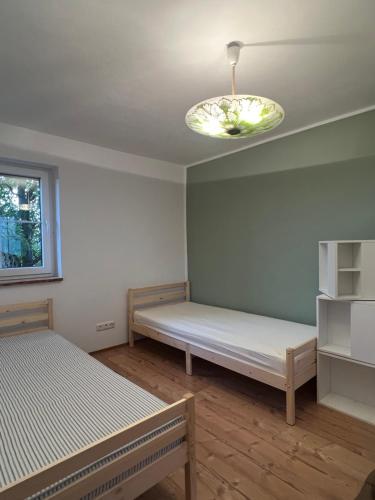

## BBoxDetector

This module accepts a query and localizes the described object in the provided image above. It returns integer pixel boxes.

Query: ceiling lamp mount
[185,41,284,139]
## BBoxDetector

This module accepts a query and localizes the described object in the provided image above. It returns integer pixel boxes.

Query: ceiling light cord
[231,64,237,96]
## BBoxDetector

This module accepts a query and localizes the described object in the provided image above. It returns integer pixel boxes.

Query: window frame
[0,163,57,280]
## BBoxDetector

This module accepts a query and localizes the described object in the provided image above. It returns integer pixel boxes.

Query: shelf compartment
[337,242,361,269]
[318,354,375,425]
[337,269,361,298]
[317,297,351,355]
[317,296,375,365]
[319,393,375,425]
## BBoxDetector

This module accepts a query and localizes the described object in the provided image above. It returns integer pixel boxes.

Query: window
[0,163,60,281]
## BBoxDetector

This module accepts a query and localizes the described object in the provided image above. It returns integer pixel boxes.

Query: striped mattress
[0,331,181,499]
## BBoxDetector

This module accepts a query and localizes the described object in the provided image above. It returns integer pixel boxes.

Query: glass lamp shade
[185,94,284,139]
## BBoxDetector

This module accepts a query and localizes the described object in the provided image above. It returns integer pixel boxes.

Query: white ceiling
[0,0,374,166]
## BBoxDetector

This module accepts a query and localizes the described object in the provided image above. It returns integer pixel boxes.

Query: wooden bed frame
[0,299,197,500]
[128,282,317,426]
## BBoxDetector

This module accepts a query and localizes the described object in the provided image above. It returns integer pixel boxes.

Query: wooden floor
[93,340,375,500]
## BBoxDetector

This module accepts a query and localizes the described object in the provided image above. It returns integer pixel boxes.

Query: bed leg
[286,387,295,425]
[185,346,192,376]
[185,281,191,301]
[286,347,296,425]
[184,393,197,500]
[129,328,135,347]
[47,298,54,330]
[127,290,135,347]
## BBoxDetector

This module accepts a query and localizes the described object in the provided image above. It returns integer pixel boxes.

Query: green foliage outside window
[0,175,42,269]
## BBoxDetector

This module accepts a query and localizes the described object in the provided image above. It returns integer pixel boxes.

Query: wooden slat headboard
[127,282,190,325]
[0,299,53,338]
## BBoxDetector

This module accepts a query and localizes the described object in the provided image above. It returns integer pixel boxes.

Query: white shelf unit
[317,295,375,365]
[318,353,375,425]
[319,240,375,299]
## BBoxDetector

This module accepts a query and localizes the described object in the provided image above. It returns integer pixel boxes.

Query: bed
[128,282,317,426]
[0,299,196,500]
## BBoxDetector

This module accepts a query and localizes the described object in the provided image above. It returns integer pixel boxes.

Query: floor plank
[92,340,375,500]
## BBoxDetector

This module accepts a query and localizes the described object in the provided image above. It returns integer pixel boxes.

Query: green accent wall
[187,111,375,325]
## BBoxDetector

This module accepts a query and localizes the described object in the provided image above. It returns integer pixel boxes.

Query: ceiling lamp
[185,41,284,139]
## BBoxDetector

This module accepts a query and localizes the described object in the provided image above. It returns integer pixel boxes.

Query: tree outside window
[0,174,43,269]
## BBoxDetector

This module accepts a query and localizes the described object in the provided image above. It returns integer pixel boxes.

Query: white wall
[0,125,186,352]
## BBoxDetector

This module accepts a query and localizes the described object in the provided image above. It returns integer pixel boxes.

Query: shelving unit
[317,239,375,425]
[319,240,375,299]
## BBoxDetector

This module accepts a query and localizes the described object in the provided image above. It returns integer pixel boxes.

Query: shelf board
[338,268,361,272]
[320,240,365,243]
[318,344,351,358]
[336,295,361,300]
[319,393,375,425]
[318,293,361,300]
[318,349,375,369]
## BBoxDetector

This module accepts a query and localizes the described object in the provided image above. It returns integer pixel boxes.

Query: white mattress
[134,302,316,375]
[0,331,181,499]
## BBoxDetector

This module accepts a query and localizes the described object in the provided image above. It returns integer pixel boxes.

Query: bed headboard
[127,281,190,325]
[0,299,53,338]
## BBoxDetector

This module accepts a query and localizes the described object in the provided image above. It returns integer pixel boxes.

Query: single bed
[128,282,317,425]
[0,299,196,500]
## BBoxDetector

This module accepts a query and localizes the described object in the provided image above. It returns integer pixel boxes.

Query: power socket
[96,320,115,332]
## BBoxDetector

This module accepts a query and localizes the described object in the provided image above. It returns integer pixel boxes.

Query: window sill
[0,276,63,287]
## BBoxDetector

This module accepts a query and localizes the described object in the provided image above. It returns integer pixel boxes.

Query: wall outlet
[96,320,115,332]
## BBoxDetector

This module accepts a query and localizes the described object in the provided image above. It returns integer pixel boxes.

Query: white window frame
[0,163,56,280]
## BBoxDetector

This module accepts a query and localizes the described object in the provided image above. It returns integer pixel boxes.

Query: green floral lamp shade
[185,94,284,139]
